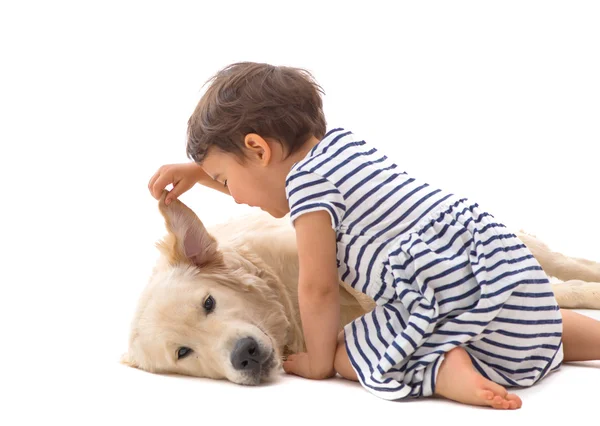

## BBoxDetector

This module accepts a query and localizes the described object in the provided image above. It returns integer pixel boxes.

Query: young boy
[149,62,600,409]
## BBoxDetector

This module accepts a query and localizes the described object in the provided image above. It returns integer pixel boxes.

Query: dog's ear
[156,190,222,268]
[120,352,139,369]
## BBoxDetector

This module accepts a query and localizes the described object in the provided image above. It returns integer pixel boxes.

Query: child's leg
[434,347,522,410]
[561,309,600,361]
[332,309,599,406]
[406,309,600,409]
[334,331,358,381]
[416,310,599,409]
[334,331,520,409]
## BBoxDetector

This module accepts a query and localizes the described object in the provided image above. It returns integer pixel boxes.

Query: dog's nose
[230,337,261,372]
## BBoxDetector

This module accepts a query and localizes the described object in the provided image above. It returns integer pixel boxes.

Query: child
[148,62,600,409]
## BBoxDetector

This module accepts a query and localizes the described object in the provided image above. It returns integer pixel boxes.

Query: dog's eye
[204,295,215,313]
[177,347,193,360]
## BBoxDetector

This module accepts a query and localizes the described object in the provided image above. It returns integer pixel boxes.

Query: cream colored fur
[122,192,600,383]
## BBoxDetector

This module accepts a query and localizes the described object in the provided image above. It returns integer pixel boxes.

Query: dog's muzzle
[230,337,274,384]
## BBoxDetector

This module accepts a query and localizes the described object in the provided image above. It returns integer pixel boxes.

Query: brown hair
[185,62,327,164]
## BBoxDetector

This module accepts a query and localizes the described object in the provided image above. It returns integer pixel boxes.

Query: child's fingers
[282,359,295,374]
[282,353,302,375]
[148,170,161,197]
[165,187,177,204]
[149,174,167,199]
[166,181,194,205]
[151,174,175,200]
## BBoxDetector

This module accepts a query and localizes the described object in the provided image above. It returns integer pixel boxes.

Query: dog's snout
[230,337,262,372]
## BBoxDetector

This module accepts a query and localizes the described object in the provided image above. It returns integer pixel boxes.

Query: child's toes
[476,389,495,401]
[492,395,509,409]
[506,393,522,409]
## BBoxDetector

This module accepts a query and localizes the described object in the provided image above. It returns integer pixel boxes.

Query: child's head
[186,61,326,165]
[185,62,327,218]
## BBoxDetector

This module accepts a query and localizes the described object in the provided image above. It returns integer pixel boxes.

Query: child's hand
[283,352,336,380]
[148,162,207,205]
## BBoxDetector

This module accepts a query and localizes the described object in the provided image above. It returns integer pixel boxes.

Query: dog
[121,191,600,385]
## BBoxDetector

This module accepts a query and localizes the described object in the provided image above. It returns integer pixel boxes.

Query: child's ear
[244,133,271,165]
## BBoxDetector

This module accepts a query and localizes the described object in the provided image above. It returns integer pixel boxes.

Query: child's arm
[285,210,340,379]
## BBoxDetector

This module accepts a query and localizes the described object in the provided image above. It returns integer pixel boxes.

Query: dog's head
[122,191,290,384]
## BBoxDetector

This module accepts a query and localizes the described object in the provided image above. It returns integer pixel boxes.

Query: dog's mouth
[258,351,276,380]
[234,349,276,386]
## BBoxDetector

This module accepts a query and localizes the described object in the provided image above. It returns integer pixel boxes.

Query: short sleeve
[285,169,347,230]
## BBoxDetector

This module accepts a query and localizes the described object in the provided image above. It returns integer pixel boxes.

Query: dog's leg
[544,255,600,283]
[552,280,600,310]
[518,232,600,282]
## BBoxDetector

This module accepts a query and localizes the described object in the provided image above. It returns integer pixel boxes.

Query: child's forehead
[202,149,247,170]
[201,150,226,168]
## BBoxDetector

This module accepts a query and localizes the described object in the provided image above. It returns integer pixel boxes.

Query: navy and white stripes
[285,128,563,401]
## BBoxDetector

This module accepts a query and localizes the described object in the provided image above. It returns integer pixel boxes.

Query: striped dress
[285,128,563,400]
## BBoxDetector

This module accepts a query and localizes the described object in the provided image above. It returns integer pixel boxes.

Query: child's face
[201,137,297,219]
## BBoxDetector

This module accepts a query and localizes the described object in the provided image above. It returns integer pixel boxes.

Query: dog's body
[123,192,600,385]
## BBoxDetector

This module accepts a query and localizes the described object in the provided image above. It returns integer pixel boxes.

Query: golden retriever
[121,191,600,384]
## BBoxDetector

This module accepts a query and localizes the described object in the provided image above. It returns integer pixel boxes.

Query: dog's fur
[122,191,600,384]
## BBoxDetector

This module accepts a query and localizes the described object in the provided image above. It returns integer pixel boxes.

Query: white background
[1,1,599,425]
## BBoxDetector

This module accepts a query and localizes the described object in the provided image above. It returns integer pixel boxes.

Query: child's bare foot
[434,346,522,409]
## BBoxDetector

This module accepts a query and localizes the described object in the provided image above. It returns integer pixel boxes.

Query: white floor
[3,1,600,425]
[6,311,599,426]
